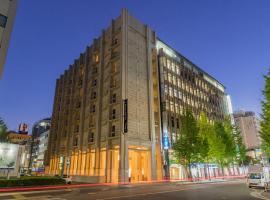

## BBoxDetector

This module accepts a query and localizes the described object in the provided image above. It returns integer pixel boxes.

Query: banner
[0,143,19,169]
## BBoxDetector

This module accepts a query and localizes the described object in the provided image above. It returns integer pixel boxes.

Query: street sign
[123,99,128,133]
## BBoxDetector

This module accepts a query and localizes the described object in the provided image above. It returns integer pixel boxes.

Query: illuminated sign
[0,143,19,169]
[19,123,28,134]
[163,135,170,150]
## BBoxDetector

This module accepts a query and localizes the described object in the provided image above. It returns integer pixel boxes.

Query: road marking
[95,188,192,200]
[88,192,97,195]
[12,193,27,200]
[0,189,73,197]
[250,189,270,200]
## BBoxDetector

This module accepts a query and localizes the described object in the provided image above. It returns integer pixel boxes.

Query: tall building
[30,118,51,173]
[233,110,261,158]
[0,0,17,78]
[46,9,228,183]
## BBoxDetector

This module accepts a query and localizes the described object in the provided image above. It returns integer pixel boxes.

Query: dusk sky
[0,0,269,132]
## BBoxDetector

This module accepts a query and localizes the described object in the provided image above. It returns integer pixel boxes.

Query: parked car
[247,165,270,189]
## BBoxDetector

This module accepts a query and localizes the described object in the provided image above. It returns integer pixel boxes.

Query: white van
[247,165,270,189]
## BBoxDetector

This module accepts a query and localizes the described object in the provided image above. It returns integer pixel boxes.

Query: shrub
[0,177,66,187]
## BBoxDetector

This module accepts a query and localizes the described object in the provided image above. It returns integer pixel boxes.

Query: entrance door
[128,148,151,182]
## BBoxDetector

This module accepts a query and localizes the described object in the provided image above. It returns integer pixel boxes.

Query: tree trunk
[187,165,192,182]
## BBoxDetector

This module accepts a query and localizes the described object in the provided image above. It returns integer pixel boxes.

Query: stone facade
[46,9,227,183]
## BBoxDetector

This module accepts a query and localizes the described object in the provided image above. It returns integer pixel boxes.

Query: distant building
[7,131,32,144]
[32,118,51,139]
[30,118,51,173]
[0,0,18,78]
[233,110,261,158]
[18,123,29,134]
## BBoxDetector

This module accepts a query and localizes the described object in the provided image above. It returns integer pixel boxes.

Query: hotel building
[46,9,228,183]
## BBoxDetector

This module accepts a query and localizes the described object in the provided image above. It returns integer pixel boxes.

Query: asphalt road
[0,180,269,200]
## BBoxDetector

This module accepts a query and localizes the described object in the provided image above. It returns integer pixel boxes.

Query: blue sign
[163,136,169,150]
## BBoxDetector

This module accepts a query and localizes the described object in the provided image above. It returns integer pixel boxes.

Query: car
[62,174,72,184]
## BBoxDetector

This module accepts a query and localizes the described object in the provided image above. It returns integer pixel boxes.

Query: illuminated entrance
[128,147,151,182]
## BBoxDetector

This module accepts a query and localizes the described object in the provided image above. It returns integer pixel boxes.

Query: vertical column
[119,8,129,183]
[146,27,157,181]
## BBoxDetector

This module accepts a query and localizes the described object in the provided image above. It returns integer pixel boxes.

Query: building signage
[18,123,28,134]
[163,135,169,150]
[123,99,128,133]
[0,143,19,169]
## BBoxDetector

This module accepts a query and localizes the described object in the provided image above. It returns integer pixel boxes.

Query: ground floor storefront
[46,144,163,183]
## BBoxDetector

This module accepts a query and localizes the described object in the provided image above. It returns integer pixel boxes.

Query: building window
[74,125,79,133]
[110,79,117,88]
[111,93,116,103]
[88,132,94,143]
[90,105,96,113]
[111,125,116,137]
[111,109,116,119]
[73,136,78,146]
[91,91,97,99]
[76,101,81,108]
[92,67,98,74]
[111,62,117,73]
[172,132,176,144]
[93,54,99,63]
[171,117,175,127]
[0,14,7,28]
[176,118,180,128]
[112,38,118,45]
[92,79,97,87]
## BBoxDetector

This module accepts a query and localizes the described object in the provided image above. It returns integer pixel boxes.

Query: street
[0,180,269,200]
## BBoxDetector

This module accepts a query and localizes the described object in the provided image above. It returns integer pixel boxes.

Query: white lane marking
[0,189,73,197]
[95,188,192,200]
[250,189,270,200]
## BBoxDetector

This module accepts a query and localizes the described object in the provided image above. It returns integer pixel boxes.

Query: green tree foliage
[260,70,270,156]
[0,118,8,142]
[209,122,226,165]
[173,109,201,177]
[223,117,237,165]
[234,126,247,165]
[174,110,247,178]
[197,112,211,162]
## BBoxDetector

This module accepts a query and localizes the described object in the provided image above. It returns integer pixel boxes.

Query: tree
[0,118,8,142]
[260,69,270,156]
[234,126,247,166]
[223,117,237,166]
[211,122,226,173]
[197,112,214,178]
[173,109,201,178]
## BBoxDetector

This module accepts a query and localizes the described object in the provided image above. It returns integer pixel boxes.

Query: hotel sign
[123,99,128,133]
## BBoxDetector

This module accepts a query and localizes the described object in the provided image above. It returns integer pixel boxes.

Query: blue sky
[0,0,269,131]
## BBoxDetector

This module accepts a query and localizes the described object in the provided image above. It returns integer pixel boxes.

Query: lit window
[174,89,178,97]
[164,85,168,94]
[169,87,173,96]
[170,101,174,112]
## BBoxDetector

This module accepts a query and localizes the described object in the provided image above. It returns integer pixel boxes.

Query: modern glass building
[46,9,229,183]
